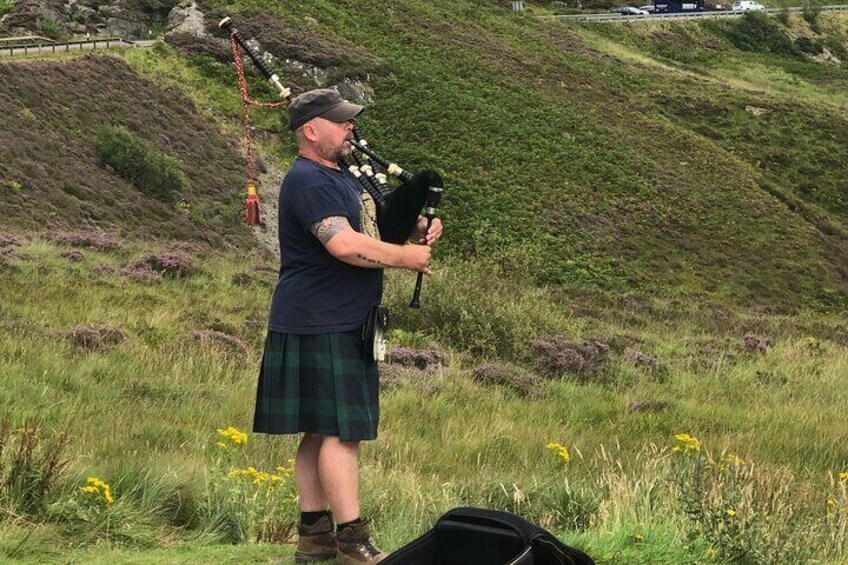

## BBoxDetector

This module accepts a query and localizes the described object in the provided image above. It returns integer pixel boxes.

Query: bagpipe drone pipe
[218,16,444,247]
[345,130,443,245]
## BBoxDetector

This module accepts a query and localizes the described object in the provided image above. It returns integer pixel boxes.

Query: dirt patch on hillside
[250,161,285,256]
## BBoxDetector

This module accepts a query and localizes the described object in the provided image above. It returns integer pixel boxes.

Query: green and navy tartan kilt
[253,330,380,442]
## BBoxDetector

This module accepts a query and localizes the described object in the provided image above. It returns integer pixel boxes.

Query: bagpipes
[219,16,443,307]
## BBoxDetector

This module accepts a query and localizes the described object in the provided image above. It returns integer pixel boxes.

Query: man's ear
[302,121,320,142]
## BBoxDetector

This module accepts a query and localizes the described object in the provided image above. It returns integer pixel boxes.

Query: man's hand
[414,217,443,246]
[401,243,432,275]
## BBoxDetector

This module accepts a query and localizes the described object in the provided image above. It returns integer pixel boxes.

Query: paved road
[0,38,156,58]
[539,3,848,22]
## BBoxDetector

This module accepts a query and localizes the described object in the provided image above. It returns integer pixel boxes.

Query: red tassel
[246,181,261,226]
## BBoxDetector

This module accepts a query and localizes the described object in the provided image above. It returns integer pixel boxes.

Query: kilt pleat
[253,330,379,442]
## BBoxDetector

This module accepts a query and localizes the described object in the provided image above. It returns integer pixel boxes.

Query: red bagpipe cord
[229,31,288,225]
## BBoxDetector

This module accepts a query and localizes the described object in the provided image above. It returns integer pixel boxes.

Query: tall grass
[0,417,71,516]
[3,2,847,562]
[1,237,846,562]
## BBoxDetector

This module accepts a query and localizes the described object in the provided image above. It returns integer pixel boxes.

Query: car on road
[731,0,765,10]
[639,4,658,11]
[610,6,651,14]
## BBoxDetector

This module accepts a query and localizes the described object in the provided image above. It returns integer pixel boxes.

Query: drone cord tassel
[228,30,287,226]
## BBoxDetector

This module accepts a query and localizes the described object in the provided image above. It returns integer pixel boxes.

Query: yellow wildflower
[839,472,848,482]
[726,508,736,518]
[217,426,248,445]
[546,442,570,463]
[87,477,108,489]
[718,453,745,470]
[827,498,838,519]
[266,474,287,490]
[228,466,289,490]
[672,434,701,453]
[276,462,294,477]
[706,546,716,557]
[81,477,114,505]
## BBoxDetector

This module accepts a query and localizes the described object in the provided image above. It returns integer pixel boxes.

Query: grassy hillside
[1,238,847,563]
[0,54,252,246]
[2,3,848,563]
[177,1,848,306]
[1,6,846,307]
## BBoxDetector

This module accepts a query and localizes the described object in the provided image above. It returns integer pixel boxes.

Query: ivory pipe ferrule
[269,75,291,99]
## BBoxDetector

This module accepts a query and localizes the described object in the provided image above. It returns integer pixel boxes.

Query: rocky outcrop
[278,58,374,103]
[1,0,167,38]
[165,0,206,39]
[162,7,376,105]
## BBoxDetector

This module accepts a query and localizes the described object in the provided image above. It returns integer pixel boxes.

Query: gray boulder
[166,0,206,38]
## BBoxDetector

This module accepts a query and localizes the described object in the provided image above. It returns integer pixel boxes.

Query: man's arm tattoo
[356,254,388,268]
[310,216,349,246]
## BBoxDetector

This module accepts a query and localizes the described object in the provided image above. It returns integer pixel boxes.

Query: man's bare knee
[302,432,327,444]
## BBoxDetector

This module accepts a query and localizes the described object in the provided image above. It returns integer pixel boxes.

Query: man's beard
[316,139,352,162]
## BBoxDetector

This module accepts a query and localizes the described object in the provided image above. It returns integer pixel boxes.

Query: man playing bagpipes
[252,89,443,565]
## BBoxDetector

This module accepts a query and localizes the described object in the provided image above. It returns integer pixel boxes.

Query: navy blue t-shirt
[268,156,383,334]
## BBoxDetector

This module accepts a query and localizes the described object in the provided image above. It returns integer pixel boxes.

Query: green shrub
[384,258,575,360]
[47,468,189,548]
[672,438,817,563]
[725,12,800,57]
[802,0,823,30]
[0,0,13,17]
[93,125,185,204]
[197,428,298,543]
[821,33,848,61]
[777,5,791,26]
[186,53,238,84]
[38,20,67,41]
[795,36,824,55]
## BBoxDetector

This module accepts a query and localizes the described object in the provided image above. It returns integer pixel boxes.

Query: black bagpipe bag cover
[381,507,595,565]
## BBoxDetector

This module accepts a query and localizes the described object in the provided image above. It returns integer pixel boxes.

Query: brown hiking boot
[295,514,337,563]
[336,518,385,564]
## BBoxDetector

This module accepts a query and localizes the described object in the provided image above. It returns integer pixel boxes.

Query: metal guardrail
[539,3,848,22]
[0,38,150,58]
